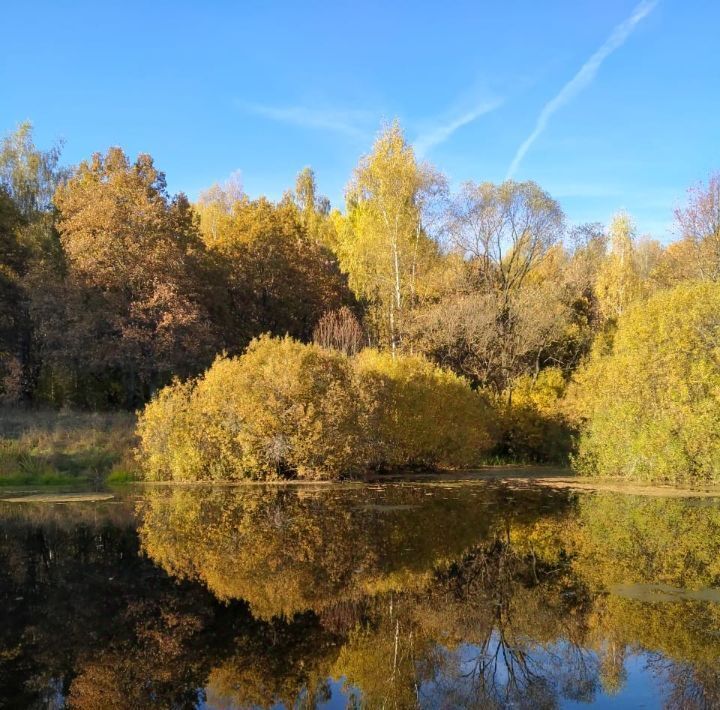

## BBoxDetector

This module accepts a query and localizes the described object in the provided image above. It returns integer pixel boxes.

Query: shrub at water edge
[137,335,364,481]
[137,336,497,480]
[353,349,496,470]
[572,282,720,482]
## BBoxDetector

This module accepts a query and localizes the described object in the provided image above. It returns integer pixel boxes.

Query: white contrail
[414,98,504,157]
[241,102,373,138]
[506,0,657,179]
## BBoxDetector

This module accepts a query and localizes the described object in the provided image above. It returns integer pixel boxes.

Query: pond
[0,481,719,708]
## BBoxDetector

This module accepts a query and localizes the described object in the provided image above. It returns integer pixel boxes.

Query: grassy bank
[0,407,137,486]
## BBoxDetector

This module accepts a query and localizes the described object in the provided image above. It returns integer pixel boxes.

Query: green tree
[0,121,65,217]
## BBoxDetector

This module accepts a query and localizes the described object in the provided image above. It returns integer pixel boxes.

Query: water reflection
[0,483,719,708]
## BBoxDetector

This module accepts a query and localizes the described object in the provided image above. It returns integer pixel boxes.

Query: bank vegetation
[2,121,720,481]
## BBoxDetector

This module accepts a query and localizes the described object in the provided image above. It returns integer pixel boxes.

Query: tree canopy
[1,120,719,480]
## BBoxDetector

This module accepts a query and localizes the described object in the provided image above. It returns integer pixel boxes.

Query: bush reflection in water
[1,483,720,708]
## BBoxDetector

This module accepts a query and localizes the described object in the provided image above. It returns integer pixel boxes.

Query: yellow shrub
[135,378,202,481]
[511,368,566,413]
[353,349,496,469]
[497,368,573,463]
[137,336,364,480]
[573,282,720,482]
[137,338,498,480]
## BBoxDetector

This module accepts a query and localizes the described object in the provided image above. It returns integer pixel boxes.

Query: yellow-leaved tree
[594,212,643,322]
[337,121,445,351]
[194,178,356,347]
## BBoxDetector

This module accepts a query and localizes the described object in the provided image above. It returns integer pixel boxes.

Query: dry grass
[0,407,137,485]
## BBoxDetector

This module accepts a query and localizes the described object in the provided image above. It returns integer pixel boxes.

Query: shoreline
[126,466,720,498]
[4,464,720,499]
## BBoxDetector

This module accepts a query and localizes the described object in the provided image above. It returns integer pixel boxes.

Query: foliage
[0,121,66,217]
[572,282,720,481]
[137,336,365,481]
[4,119,720,480]
[47,148,221,407]
[137,336,498,480]
[404,182,570,394]
[495,368,574,463]
[671,172,720,281]
[195,186,356,347]
[353,349,496,470]
[0,124,66,403]
[594,212,644,321]
[0,190,27,403]
[337,121,445,350]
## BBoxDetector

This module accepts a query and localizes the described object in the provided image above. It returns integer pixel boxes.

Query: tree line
[2,120,720,473]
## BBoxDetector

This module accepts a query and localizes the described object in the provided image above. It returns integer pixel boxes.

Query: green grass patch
[105,468,138,484]
[0,471,84,486]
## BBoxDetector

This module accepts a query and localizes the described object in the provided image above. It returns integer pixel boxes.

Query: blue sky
[2,1,718,239]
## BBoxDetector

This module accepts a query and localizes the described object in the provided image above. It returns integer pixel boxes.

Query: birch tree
[340,122,445,351]
[595,212,643,321]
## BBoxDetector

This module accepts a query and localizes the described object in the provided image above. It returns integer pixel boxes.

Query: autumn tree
[137,335,497,481]
[49,147,221,407]
[670,172,720,281]
[448,180,563,301]
[404,180,565,394]
[572,282,720,482]
[594,212,643,321]
[0,123,67,400]
[338,122,446,351]
[0,189,26,400]
[0,121,65,218]
[195,181,356,347]
[291,166,332,242]
[0,122,66,279]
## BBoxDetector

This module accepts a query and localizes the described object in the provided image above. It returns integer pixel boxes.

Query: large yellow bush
[353,349,496,469]
[135,378,201,481]
[137,335,364,480]
[572,282,720,482]
[137,337,497,480]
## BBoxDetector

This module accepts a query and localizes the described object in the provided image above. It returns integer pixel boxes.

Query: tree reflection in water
[0,483,719,708]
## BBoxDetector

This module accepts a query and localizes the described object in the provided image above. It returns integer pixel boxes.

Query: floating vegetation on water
[2,492,115,503]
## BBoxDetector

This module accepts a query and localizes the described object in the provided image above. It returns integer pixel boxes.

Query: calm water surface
[1,482,719,709]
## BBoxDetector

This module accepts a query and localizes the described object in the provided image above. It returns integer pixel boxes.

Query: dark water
[1,482,719,709]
